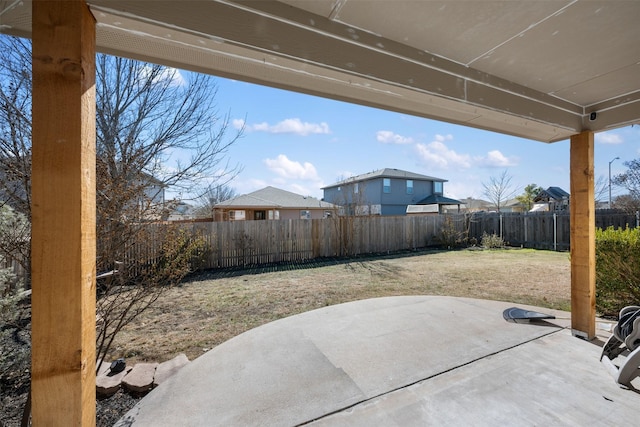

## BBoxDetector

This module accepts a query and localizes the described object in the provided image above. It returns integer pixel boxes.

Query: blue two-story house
[322,168,460,216]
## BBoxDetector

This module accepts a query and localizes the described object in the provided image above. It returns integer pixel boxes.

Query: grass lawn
[106,248,570,364]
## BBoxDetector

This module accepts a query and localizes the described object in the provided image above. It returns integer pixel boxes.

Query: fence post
[553,212,557,251]
[637,211,639,228]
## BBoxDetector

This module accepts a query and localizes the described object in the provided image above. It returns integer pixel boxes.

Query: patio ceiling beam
[31,0,96,424]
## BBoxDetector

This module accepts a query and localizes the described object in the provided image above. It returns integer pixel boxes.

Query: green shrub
[481,232,505,249]
[595,226,640,317]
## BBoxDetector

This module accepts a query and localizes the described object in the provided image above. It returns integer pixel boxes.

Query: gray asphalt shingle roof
[323,168,446,189]
[416,194,462,205]
[215,186,335,209]
[535,187,570,202]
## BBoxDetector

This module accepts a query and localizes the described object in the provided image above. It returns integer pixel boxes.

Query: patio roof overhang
[2,1,639,424]
[2,0,639,143]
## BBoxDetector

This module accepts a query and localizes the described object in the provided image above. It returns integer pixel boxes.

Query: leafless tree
[612,194,640,214]
[193,184,238,218]
[594,175,610,206]
[612,159,640,213]
[0,34,242,367]
[0,36,32,217]
[482,170,519,212]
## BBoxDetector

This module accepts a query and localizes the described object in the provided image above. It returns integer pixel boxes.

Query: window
[254,210,266,220]
[383,178,391,193]
[406,180,413,194]
[434,181,443,194]
[354,183,359,194]
[300,210,311,219]
[268,210,280,220]
[229,210,245,220]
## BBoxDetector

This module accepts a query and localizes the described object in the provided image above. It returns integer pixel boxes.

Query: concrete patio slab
[116,296,639,426]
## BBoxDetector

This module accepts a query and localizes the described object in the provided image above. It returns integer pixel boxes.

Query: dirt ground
[107,248,571,364]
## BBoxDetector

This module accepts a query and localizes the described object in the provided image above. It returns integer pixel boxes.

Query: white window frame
[383,178,391,193]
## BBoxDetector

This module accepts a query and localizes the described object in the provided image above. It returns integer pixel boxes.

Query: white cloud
[415,134,516,170]
[262,155,327,197]
[415,135,471,169]
[264,154,319,180]
[376,130,414,144]
[139,65,186,87]
[232,118,246,130]
[242,118,330,136]
[476,150,518,168]
[435,134,454,142]
[596,132,623,145]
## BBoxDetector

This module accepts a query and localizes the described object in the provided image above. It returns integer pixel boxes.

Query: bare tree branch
[612,158,640,212]
[193,184,238,218]
[0,35,240,366]
[482,170,519,212]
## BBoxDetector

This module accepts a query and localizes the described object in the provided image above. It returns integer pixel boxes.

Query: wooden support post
[569,131,595,339]
[31,1,96,424]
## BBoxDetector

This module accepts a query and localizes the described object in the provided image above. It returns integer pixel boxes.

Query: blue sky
[189,74,639,203]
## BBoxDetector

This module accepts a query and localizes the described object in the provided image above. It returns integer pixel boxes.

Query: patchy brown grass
[106,248,570,364]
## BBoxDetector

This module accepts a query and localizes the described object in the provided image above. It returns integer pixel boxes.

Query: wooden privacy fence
[180,215,448,269]
[466,212,571,251]
[464,210,639,251]
[124,210,639,272]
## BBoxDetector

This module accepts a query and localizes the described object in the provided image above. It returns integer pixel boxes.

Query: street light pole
[609,156,620,209]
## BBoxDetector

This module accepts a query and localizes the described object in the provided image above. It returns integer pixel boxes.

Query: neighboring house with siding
[531,187,570,212]
[213,186,336,221]
[322,168,461,216]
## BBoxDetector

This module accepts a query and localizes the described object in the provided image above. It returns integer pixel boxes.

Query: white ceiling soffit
[1,0,639,143]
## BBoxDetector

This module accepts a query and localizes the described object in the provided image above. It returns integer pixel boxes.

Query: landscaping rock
[97,365,133,397]
[122,362,158,394]
[153,353,190,387]
[97,359,111,376]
